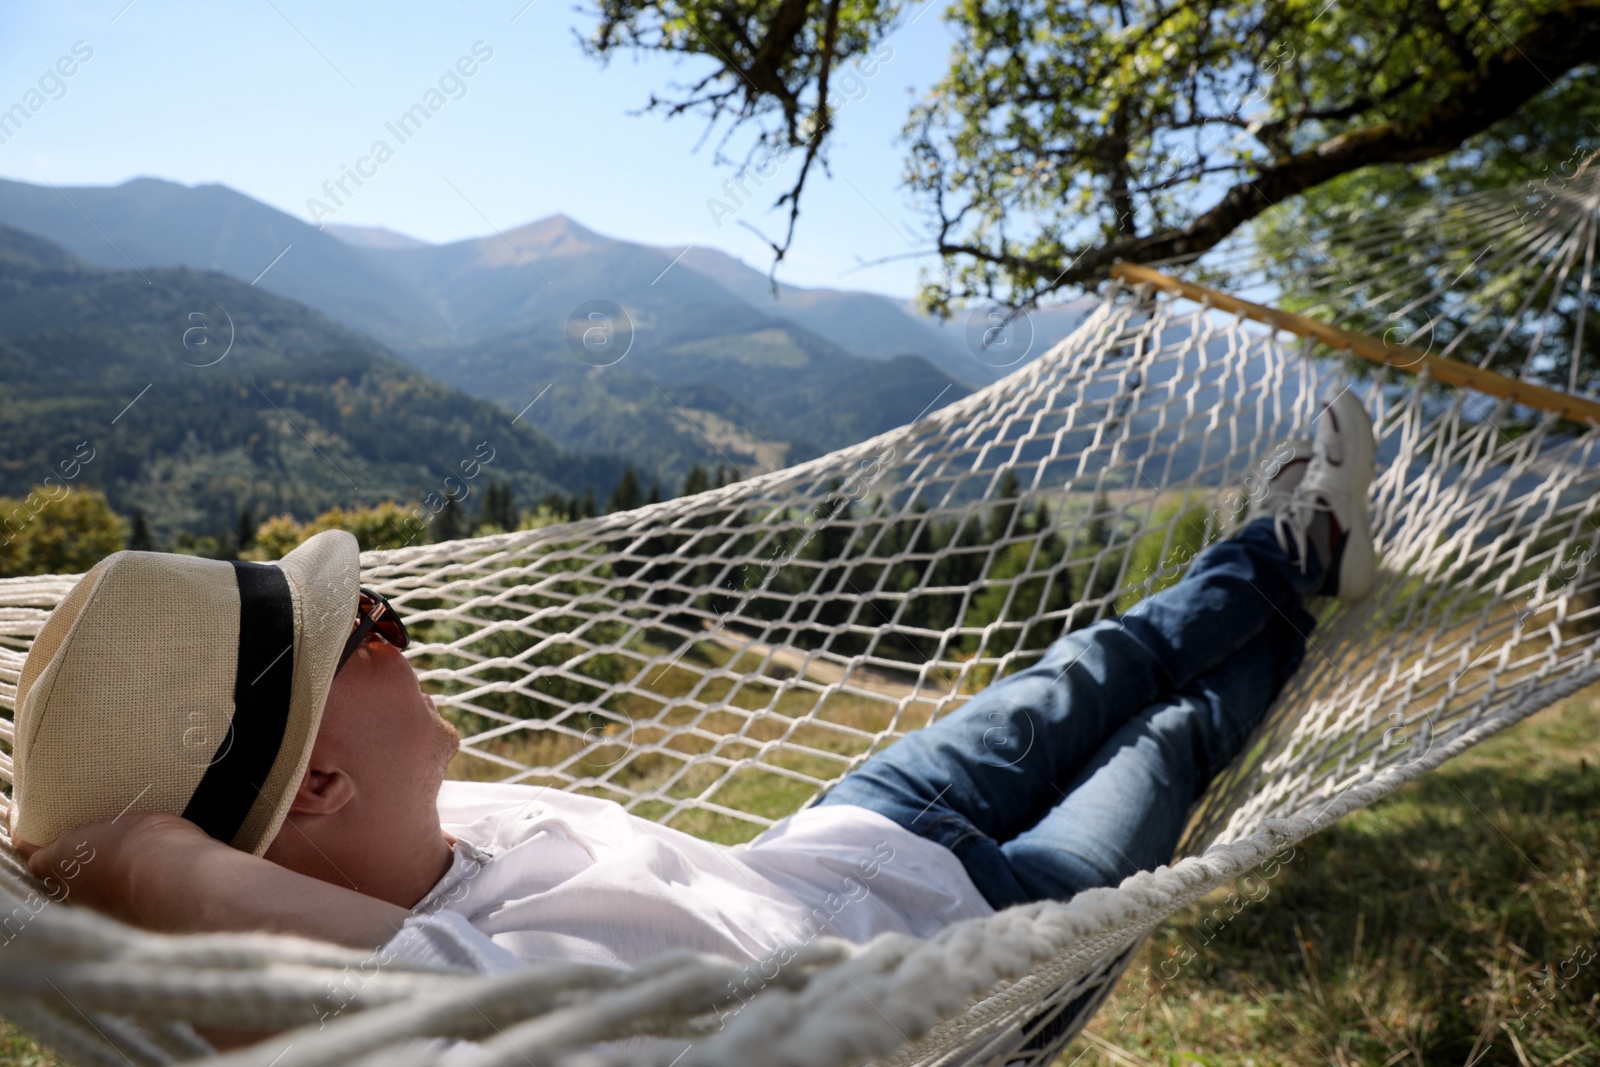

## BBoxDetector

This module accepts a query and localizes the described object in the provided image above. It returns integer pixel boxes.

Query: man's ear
[287,765,356,817]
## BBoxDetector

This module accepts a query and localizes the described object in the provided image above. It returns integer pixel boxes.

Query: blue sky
[0,0,963,298]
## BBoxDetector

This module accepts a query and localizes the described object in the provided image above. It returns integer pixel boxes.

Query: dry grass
[438,635,943,844]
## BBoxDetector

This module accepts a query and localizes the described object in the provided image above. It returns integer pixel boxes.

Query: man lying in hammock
[10,390,1376,989]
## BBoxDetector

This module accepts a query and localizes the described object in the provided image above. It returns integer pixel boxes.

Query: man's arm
[16,812,408,950]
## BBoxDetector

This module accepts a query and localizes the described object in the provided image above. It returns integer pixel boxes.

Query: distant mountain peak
[114,175,189,191]
[325,223,433,250]
[476,213,609,265]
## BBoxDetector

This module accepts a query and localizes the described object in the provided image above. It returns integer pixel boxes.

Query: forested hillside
[0,226,625,546]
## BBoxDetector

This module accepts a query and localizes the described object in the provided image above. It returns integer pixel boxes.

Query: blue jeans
[817,517,1321,910]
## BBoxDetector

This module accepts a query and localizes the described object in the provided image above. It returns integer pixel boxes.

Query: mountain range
[0,177,1088,381]
[0,175,1093,540]
[0,224,623,545]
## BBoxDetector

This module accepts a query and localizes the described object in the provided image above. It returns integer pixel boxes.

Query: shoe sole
[1323,392,1377,602]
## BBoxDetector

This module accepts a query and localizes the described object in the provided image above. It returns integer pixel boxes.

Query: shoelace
[1272,483,1332,574]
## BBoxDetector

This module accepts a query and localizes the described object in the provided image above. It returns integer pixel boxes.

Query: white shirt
[381,780,994,977]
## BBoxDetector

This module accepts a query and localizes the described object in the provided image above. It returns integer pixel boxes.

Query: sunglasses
[335,587,409,675]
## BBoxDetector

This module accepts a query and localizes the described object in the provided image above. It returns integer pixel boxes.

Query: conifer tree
[1032,500,1060,558]
[235,505,256,552]
[683,464,710,497]
[608,467,643,513]
[433,499,464,542]
[129,508,154,552]
[989,469,1022,542]
[489,481,518,530]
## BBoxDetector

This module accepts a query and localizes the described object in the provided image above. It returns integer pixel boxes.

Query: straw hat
[8,530,360,856]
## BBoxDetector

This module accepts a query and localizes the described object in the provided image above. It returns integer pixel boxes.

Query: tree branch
[945,0,1600,298]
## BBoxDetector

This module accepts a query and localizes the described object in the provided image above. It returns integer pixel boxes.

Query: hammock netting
[2,162,1598,1067]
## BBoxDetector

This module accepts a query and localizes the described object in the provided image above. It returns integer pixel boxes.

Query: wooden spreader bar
[1110,261,1600,426]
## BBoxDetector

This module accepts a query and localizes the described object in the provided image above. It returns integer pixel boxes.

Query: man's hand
[14,813,410,951]
[19,811,207,928]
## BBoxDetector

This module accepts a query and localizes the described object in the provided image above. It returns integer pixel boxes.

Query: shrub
[0,486,126,578]
[244,501,428,560]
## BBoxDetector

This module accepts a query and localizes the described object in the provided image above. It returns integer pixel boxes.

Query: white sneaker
[1274,389,1378,602]
[1247,439,1314,522]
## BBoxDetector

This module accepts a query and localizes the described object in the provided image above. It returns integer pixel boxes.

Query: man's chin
[434,717,462,772]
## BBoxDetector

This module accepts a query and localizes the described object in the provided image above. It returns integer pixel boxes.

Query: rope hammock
[2,158,1599,1067]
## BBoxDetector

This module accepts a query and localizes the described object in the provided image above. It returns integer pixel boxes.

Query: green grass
[5,682,1598,1066]
[0,1027,56,1067]
[1072,681,1600,1067]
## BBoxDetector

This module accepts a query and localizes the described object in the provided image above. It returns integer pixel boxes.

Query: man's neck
[378,826,456,910]
[266,814,455,909]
